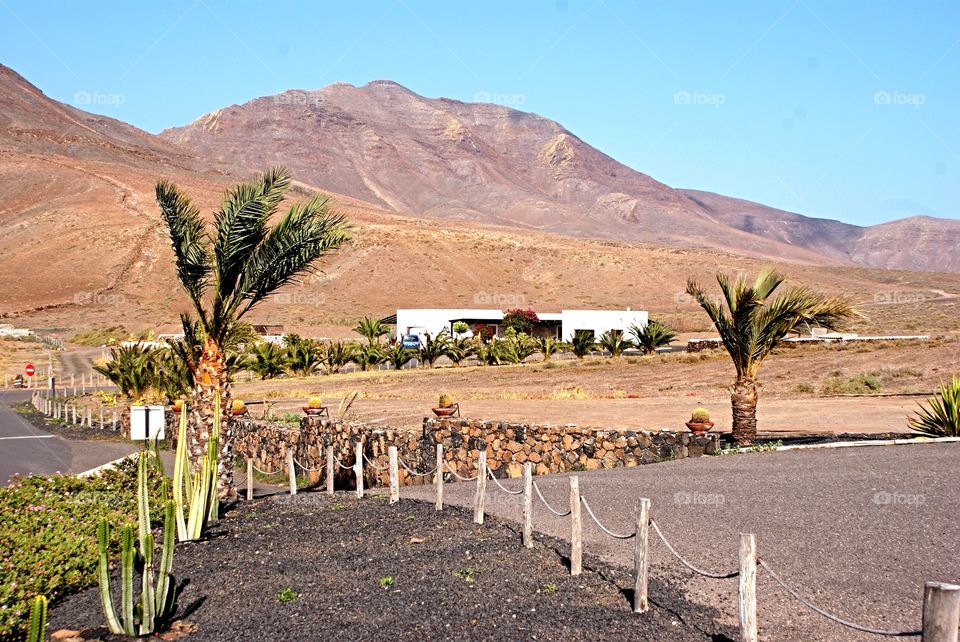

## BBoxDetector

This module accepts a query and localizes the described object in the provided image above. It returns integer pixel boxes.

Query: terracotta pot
[231,407,247,417]
[685,421,715,434]
[432,407,457,417]
[302,406,324,416]
[171,401,184,413]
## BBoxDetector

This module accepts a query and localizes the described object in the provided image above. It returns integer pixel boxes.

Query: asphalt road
[0,389,135,483]
[403,442,960,641]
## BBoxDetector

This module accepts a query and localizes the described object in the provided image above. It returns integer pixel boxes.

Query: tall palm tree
[157,167,348,496]
[353,316,389,345]
[686,269,859,445]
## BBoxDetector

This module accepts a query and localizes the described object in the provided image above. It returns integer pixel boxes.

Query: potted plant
[303,396,326,416]
[432,393,458,417]
[171,398,185,413]
[686,407,714,433]
[231,399,248,417]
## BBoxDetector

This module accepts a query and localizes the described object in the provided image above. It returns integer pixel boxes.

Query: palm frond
[156,180,211,322]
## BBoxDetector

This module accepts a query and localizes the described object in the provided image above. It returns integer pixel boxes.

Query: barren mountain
[162,80,959,272]
[1,64,959,340]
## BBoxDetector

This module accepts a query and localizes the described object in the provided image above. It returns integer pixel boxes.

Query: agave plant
[320,340,353,374]
[385,342,415,370]
[686,268,859,445]
[418,331,451,368]
[245,341,287,380]
[598,330,634,358]
[98,452,179,636]
[351,342,386,371]
[569,330,598,359]
[629,319,677,355]
[909,375,960,437]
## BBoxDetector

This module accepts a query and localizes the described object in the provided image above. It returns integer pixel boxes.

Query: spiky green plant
[98,452,179,636]
[536,336,562,361]
[909,376,960,437]
[418,331,451,368]
[157,167,349,496]
[285,338,323,377]
[351,342,385,371]
[25,595,46,642]
[446,336,477,367]
[172,398,220,541]
[686,268,860,445]
[353,316,389,345]
[629,319,677,355]
[385,342,415,370]
[319,340,353,374]
[245,341,287,380]
[93,344,159,402]
[598,330,634,357]
[569,330,597,359]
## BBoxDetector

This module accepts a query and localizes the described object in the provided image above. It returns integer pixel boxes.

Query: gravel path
[48,495,734,641]
[403,442,960,641]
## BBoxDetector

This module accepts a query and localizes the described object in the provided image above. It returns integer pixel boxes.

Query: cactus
[690,407,711,423]
[98,451,180,636]
[307,396,324,409]
[25,595,47,642]
[232,399,246,414]
[172,394,220,541]
[438,393,454,409]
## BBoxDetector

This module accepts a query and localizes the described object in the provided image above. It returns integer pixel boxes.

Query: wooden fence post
[355,442,364,499]
[99,407,104,429]
[286,450,297,496]
[522,462,533,548]
[739,533,758,642]
[633,498,651,613]
[85,407,92,427]
[246,458,254,501]
[326,445,334,496]
[570,475,582,576]
[434,443,444,511]
[473,450,487,525]
[922,581,960,642]
[388,446,399,504]
[112,411,117,432]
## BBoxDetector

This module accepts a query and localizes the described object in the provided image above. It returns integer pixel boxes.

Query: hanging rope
[250,462,283,475]
[362,452,388,471]
[399,456,438,477]
[580,496,636,539]
[332,454,353,470]
[443,460,478,481]
[649,520,738,579]
[292,458,324,473]
[758,559,921,637]
[486,468,523,495]
[532,481,571,517]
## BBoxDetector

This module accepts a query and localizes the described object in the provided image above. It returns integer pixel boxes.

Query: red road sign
[25,363,35,377]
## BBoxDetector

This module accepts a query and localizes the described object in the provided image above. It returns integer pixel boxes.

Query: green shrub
[822,373,882,395]
[0,458,164,640]
[69,326,128,347]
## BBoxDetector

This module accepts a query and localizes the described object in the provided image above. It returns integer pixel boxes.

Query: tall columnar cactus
[172,395,220,541]
[97,452,180,636]
[25,595,47,642]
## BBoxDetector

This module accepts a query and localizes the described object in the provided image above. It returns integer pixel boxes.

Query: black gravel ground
[48,494,735,641]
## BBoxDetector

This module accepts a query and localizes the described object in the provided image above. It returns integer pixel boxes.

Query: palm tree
[385,342,414,370]
[157,167,348,496]
[569,330,598,359]
[285,339,323,377]
[536,336,562,361]
[418,332,450,368]
[629,319,677,355]
[351,342,385,371]
[319,340,352,374]
[94,344,158,402]
[446,336,477,367]
[598,330,634,358]
[686,268,859,445]
[353,316,388,345]
[245,342,287,380]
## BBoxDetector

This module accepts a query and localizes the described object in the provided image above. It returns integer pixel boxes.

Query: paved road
[403,442,960,641]
[0,389,135,483]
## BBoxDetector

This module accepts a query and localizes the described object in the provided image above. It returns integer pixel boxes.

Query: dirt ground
[230,338,957,434]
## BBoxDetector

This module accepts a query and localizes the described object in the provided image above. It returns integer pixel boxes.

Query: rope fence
[649,519,739,579]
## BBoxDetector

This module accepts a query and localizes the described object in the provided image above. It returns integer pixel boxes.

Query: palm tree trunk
[189,337,235,499]
[730,376,760,446]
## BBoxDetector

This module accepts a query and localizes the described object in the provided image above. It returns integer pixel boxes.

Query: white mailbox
[130,405,166,440]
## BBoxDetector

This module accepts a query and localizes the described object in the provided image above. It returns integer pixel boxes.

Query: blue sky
[1,0,957,226]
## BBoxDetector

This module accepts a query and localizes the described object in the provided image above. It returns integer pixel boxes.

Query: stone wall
[232,416,720,489]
